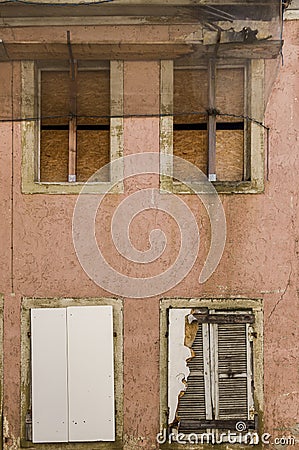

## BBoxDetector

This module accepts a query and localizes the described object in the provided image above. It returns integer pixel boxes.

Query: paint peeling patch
[168,309,199,427]
[3,416,20,450]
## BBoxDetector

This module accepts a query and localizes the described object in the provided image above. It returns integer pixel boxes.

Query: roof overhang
[0,39,282,61]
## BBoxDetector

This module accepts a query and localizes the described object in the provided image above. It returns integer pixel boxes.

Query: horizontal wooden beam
[194,313,255,323]
[214,40,282,59]
[179,419,256,430]
[0,15,201,27]
[0,0,277,4]
[1,42,195,60]
[0,40,281,61]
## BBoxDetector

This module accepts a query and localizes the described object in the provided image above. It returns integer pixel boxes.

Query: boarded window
[31,306,115,443]
[173,68,208,179]
[168,309,255,435]
[40,67,110,183]
[173,65,245,182]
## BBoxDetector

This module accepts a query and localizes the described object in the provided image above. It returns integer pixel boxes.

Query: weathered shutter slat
[217,323,249,420]
[178,324,206,433]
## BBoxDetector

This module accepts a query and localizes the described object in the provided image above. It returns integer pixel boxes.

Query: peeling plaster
[3,417,20,450]
[168,308,193,425]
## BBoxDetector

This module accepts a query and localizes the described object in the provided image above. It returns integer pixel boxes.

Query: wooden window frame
[21,61,124,195]
[20,297,124,450]
[160,59,265,194]
[159,298,264,450]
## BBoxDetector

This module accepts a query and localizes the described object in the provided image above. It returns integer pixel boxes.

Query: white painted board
[67,306,115,442]
[31,308,68,443]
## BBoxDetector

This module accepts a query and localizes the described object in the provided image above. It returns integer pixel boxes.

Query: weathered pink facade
[0,3,298,449]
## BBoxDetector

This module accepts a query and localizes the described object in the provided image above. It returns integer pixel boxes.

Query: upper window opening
[39,64,110,183]
[160,59,265,194]
[22,60,124,194]
[173,62,246,183]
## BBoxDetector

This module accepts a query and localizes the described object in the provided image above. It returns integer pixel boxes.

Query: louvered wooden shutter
[177,324,207,433]
[172,310,255,433]
[217,323,249,421]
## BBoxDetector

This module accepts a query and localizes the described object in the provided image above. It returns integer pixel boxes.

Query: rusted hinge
[248,326,258,341]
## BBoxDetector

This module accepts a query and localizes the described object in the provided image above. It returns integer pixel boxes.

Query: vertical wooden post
[68,62,77,182]
[208,59,217,181]
[67,31,77,182]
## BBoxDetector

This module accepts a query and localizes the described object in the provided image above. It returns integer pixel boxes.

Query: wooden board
[41,69,110,125]
[76,130,110,182]
[40,130,69,182]
[174,68,208,124]
[216,68,244,122]
[173,130,208,178]
[41,71,69,125]
[216,130,244,181]
[77,70,110,125]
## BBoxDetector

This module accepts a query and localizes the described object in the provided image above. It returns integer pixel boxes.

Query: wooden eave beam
[0,42,196,60]
[212,40,282,58]
[66,0,277,4]
[0,0,278,4]
[0,40,281,62]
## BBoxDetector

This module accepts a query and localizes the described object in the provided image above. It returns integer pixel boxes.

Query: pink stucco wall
[0,19,298,450]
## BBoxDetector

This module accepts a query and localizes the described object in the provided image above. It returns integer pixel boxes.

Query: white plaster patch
[168,308,192,425]
[3,416,20,450]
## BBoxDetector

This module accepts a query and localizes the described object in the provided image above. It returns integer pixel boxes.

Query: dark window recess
[173,122,244,131]
[40,68,110,183]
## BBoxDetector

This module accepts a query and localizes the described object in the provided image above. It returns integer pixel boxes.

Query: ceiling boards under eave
[0,1,281,21]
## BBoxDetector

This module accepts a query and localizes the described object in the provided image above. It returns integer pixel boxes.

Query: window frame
[20,297,123,450]
[160,59,265,194]
[21,61,124,194]
[159,298,264,450]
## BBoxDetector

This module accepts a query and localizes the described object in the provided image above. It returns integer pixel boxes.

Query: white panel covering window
[168,308,256,434]
[31,306,115,443]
